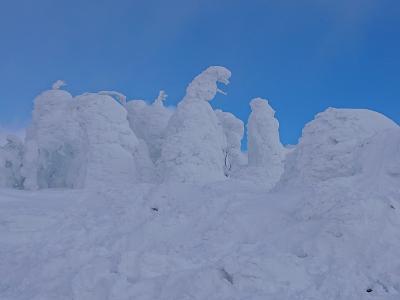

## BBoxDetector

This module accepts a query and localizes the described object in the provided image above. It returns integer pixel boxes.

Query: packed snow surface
[1,66,400,299]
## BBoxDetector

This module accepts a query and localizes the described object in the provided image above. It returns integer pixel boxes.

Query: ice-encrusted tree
[126,91,173,164]
[73,93,140,187]
[22,81,144,189]
[246,98,285,187]
[215,109,245,176]
[51,80,66,90]
[0,135,24,188]
[159,66,231,184]
[153,90,168,106]
[22,84,82,190]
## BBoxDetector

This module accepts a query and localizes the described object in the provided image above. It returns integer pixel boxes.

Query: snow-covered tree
[215,109,245,176]
[0,135,24,188]
[73,93,140,187]
[159,66,231,184]
[22,85,82,190]
[246,98,285,187]
[51,80,66,90]
[22,82,143,189]
[153,90,168,106]
[126,91,173,164]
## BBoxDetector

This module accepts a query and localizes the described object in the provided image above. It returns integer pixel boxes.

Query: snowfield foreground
[1,67,400,299]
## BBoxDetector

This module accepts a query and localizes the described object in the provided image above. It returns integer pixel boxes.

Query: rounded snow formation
[281,108,399,186]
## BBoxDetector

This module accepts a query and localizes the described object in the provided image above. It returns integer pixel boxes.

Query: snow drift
[280,107,399,187]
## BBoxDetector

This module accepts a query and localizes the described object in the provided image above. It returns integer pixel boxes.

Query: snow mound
[280,108,399,186]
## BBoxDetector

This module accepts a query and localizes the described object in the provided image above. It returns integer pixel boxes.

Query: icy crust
[159,67,231,183]
[280,108,399,186]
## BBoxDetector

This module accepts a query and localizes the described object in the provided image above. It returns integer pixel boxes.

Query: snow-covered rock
[159,66,231,184]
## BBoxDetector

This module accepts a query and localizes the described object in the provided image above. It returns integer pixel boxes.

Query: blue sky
[0,0,399,145]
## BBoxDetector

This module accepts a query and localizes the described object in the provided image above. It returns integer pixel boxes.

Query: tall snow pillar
[247,98,285,187]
